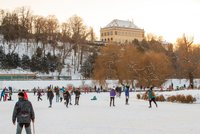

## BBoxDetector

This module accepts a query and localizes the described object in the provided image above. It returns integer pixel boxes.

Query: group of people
[109,84,158,108]
[0,87,13,101]
[10,85,158,134]
[33,86,81,108]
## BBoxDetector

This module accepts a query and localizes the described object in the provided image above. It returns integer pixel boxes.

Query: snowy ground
[1,91,200,134]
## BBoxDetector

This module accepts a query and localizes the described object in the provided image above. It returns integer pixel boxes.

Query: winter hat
[18,92,24,97]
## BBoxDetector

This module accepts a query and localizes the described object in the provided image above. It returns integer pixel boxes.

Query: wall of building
[100,27,144,43]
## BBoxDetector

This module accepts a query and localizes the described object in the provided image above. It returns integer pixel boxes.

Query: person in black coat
[12,92,35,134]
[47,87,54,108]
[63,90,71,107]
[74,88,81,105]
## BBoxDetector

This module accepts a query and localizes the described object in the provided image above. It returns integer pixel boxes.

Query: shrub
[136,94,141,99]
[142,93,148,100]
[167,95,176,102]
[179,95,186,103]
[156,95,166,102]
[185,95,195,103]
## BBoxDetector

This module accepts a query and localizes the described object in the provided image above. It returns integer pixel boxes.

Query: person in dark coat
[12,92,35,134]
[37,90,42,101]
[74,88,81,105]
[63,90,71,107]
[47,87,54,108]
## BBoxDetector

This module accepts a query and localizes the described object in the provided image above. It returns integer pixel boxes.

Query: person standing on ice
[124,85,130,105]
[147,86,158,108]
[47,87,54,108]
[63,90,71,107]
[0,88,5,101]
[22,89,28,100]
[12,91,35,134]
[74,88,81,105]
[109,87,116,107]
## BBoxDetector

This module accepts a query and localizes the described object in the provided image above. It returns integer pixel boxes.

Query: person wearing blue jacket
[0,88,5,101]
[125,85,130,105]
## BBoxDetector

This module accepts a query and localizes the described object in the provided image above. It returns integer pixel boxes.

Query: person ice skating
[63,90,71,107]
[147,86,158,108]
[12,92,35,134]
[55,86,60,102]
[37,90,42,101]
[0,88,5,101]
[22,90,28,100]
[110,87,116,107]
[125,85,130,105]
[8,86,13,101]
[59,87,65,102]
[47,87,54,108]
[74,88,81,105]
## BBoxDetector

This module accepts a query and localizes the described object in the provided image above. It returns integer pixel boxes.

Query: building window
[107,32,109,36]
[101,33,103,36]
[110,31,113,35]
[115,31,117,35]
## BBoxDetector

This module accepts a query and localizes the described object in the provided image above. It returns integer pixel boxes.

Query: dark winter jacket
[47,89,54,100]
[74,90,81,97]
[12,98,35,124]
[63,91,70,100]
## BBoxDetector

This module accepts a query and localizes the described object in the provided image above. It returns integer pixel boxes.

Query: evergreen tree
[21,54,31,69]
[30,47,43,72]
[4,53,20,69]
[80,53,97,79]
[0,46,6,68]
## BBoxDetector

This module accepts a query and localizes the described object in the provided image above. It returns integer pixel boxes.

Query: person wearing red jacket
[22,90,28,100]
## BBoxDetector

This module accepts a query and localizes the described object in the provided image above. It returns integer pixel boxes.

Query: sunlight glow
[0,0,200,43]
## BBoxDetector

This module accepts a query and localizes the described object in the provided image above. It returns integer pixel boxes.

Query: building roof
[104,19,139,29]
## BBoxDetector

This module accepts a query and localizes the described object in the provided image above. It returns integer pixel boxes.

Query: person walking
[0,88,5,101]
[109,87,116,107]
[74,88,81,105]
[47,87,54,108]
[147,86,158,108]
[37,90,42,101]
[125,85,130,105]
[22,90,28,100]
[12,92,35,134]
[63,90,71,107]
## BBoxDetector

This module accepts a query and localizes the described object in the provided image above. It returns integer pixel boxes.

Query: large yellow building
[100,19,144,44]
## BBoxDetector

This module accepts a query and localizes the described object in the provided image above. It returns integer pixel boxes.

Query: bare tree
[175,34,200,88]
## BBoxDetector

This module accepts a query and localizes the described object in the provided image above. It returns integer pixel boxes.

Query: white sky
[0,0,200,43]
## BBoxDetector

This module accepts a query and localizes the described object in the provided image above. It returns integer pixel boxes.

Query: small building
[0,69,36,80]
[100,19,144,44]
